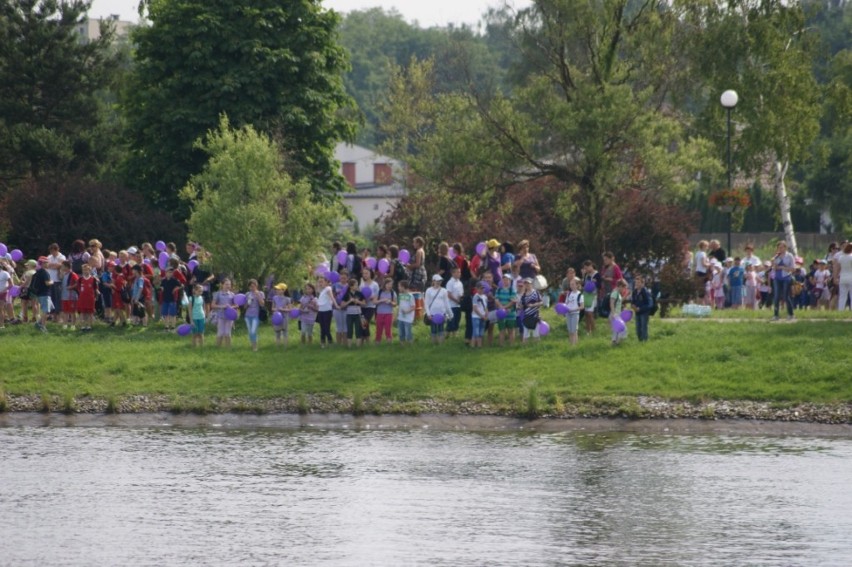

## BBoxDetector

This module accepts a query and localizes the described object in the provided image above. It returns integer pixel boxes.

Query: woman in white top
[833,242,852,311]
[424,274,452,344]
[694,240,710,303]
[316,275,335,347]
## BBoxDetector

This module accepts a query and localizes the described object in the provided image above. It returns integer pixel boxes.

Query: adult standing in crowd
[513,240,541,281]
[833,242,852,311]
[599,251,622,314]
[709,239,726,264]
[771,241,796,321]
[741,244,761,270]
[45,243,65,318]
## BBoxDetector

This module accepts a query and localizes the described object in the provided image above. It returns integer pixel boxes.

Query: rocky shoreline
[3,393,850,424]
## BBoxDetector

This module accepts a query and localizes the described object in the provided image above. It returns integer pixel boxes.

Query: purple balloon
[431,313,445,325]
[143,258,151,265]
[176,323,192,336]
[10,249,23,262]
[620,309,633,323]
[611,317,626,333]
[336,250,348,265]
[398,249,411,264]
[537,321,550,336]
[360,285,373,300]
[9,285,21,298]
[377,258,390,274]
[448,248,457,260]
[158,251,169,270]
[327,271,340,284]
[480,282,491,295]
[271,312,285,326]
[233,293,247,306]
[475,242,486,256]
[155,240,166,252]
[289,308,301,319]
[224,307,238,321]
[187,260,199,272]
[555,302,569,315]
[314,266,328,277]
[0,243,6,256]
[496,308,508,320]
[583,281,596,293]
[365,257,377,270]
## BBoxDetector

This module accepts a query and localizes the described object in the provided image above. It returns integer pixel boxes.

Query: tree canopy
[0,0,119,189]
[181,116,337,288]
[124,0,359,218]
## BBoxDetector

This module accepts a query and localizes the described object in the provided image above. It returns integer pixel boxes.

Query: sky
[88,0,533,28]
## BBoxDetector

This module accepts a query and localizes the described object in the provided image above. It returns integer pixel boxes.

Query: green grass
[0,312,850,414]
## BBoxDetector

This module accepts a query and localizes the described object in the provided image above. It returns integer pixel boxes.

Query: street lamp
[720,89,738,254]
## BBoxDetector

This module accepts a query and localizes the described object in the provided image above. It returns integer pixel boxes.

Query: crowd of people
[1,235,849,349]
[686,238,852,320]
[0,237,657,348]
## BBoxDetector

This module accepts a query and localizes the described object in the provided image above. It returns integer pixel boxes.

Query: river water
[1,419,851,566]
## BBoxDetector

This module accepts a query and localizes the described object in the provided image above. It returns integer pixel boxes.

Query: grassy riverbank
[1,312,850,420]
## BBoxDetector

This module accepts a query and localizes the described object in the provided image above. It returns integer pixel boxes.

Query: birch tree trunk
[774,159,798,257]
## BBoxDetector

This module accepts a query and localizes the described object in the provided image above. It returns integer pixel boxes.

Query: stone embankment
[3,394,850,424]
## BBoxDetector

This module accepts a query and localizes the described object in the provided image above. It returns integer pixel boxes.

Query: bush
[0,175,185,258]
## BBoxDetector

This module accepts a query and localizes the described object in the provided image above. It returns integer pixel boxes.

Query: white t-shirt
[813,268,831,289]
[742,254,762,269]
[695,251,708,274]
[446,277,464,308]
[317,285,334,311]
[397,293,415,323]
[0,269,10,293]
[46,252,65,281]
[424,286,451,317]
[837,253,852,284]
[565,290,584,313]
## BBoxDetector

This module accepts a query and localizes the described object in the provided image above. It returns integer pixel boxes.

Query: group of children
[1,237,658,349]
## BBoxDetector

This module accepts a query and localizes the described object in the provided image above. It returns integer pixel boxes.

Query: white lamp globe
[720,90,739,108]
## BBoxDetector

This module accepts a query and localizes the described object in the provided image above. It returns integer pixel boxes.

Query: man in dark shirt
[30,257,52,332]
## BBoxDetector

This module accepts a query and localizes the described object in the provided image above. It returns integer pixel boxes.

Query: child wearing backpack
[631,275,653,342]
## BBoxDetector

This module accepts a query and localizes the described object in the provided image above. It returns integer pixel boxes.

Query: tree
[685,0,822,256]
[181,116,338,288]
[379,1,718,265]
[0,0,119,189]
[125,0,359,218]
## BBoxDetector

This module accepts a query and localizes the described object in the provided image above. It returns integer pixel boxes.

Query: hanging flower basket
[708,188,750,210]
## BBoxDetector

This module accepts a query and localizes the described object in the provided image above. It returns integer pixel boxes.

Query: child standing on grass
[212,278,235,348]
[565,277,584,345]
[109,263,127,326]
[581,261,600,335]
[341,278,366,348]
[374,277,396,343]
[244,279,265,352]
[470,280,488,348]
[396,280,415,345]
[744,263,758,310]
[631,275,653,342]
[495,272,517,346]
[610,279,628,346]
[727,257,744,309]
[190,284,205,347]
[271,283,291,347]
[59,261,79,330]
[299,283,318,345]
[76,264,97,332]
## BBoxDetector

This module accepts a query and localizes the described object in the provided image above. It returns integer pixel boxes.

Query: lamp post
[720,89,738,255]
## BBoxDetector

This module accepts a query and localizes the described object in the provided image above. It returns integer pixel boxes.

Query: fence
[689,232,843,254]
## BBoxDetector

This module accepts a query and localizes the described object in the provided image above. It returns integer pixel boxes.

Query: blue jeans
[397,320,413,342]
[245,315,260,344]
[447,307,461,332]
[773,278,793,317]
[635,313,649,342]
